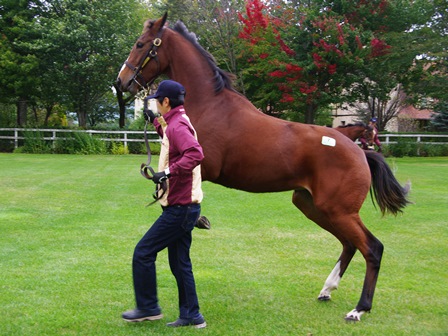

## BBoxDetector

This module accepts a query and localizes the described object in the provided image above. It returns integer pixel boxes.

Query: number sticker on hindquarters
[321,136,336,147]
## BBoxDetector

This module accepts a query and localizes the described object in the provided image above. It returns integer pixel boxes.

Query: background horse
[117,14,409,322]
[336,122,373,142]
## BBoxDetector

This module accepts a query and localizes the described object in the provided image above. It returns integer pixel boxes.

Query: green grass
[1,154,447,335]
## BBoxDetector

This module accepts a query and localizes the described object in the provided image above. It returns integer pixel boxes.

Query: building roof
[398,105,433,120]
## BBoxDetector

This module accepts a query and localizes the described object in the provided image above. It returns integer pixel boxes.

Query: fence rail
[1,128,447,149]
[0,128,161,149]
[379,134,448,145]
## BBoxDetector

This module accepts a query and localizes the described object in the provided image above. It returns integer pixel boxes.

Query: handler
[359,117,382,152]
[122,80,206,329]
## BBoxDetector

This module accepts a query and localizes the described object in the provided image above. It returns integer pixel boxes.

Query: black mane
[338,122,366,128]
[172,21,237,94]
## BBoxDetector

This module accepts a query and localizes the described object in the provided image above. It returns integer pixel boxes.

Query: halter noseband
[124,31,163,90]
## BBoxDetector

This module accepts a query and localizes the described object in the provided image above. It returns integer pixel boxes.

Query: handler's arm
[168,124,204,176]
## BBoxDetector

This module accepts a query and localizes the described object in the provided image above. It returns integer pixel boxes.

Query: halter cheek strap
[125,34,163,90]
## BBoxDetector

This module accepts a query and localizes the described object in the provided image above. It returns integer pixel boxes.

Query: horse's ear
[156,12,168,32]
[162,12,168,27]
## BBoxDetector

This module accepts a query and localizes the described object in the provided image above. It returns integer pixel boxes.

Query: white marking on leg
[318,260,341,300]
[345,309,365,321]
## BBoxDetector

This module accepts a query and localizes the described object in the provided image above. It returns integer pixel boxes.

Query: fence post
[124,132,128,148]
[14,129,18,149]
[52,130,57,149]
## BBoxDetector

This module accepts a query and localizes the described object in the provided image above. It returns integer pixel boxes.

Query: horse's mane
[172,21,238,94]
[337,122,367,129]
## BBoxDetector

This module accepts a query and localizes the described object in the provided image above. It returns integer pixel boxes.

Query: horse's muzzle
[116,78,123,91]
[116,77,135,94]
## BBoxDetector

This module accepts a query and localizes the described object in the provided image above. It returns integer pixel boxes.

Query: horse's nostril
[116,78,122,88]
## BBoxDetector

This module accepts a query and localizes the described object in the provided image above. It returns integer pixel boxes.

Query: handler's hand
[144,109,156,123]
[152,171,169,184]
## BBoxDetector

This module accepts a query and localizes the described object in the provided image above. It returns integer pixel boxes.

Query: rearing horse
[117,14,410,322]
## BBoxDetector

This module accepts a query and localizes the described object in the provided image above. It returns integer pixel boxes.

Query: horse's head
[363,125,375,145]
[116,13,169,94]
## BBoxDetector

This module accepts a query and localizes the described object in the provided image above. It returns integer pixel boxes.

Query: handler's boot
[167,315,206,328]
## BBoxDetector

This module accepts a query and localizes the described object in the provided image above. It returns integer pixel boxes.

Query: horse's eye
[136,42,144,49]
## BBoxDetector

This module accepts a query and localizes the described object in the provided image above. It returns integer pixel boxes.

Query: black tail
[365,151,411,215]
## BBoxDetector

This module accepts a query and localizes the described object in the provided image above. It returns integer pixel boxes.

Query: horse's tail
[365,151,411,216]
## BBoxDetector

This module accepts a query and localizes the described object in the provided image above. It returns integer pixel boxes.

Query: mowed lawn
[1,154,447,336]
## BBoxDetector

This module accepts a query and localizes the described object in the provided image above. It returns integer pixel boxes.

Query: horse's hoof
[344,309,364,321]
[195,216,211,229]
[317,295,331,301]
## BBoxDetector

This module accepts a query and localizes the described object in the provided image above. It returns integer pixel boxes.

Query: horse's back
[207,114,370,198]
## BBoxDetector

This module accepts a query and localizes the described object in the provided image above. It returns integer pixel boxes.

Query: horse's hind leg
[292,188,384,321]
[317,243,356,301]
[345,231,384,321]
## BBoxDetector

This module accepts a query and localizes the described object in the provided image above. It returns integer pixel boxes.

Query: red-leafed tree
[237,0,424,124]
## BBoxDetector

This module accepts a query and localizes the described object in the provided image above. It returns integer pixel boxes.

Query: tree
[430,101,448,131]
[404,0,447,108]
[34,0,148,128]
[154,0,245,88]
[0,0,47,126]
[354,84,407,130]
[237,0,434,125]
[0,0,148,128]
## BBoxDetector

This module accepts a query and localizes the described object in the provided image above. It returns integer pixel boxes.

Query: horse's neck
[165,34,217,101]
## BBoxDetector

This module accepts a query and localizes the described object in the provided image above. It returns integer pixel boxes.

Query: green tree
[404,0,447,107]
[0,0,46,126]
[0,0,148,128]
[34,0,147,128]
[154,0,245,88]
[430,101,448,131]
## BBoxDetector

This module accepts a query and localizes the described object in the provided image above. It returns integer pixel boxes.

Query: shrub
[111,142,129,155]
[387,138,418,157]
[0,139,15,153]
[150,142,161,155]
[54,132,106,154]
[19,130,52,154]
[418,144,448,157]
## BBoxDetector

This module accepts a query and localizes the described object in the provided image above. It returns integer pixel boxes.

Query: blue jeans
[132,203,202,319]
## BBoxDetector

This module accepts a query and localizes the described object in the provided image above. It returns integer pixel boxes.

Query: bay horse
[116,14,409,322]
[336,122,373,142]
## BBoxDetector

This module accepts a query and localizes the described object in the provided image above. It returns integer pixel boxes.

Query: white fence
[0,128,161,149]
[379,134,448,145]
[0,128,447,149]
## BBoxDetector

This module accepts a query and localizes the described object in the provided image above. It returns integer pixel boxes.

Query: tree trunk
[44,105,54,126]
[77,111,88,128]
[305,103,317,124]
[17,98,28,126]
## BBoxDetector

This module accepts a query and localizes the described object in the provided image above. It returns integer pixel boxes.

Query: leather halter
[124,31,163,90]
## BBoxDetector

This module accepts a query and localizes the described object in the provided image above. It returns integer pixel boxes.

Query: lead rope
[140,116,167,206]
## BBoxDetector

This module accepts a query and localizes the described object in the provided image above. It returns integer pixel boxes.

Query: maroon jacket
[359,126,381,149]
[153,106,204,206]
